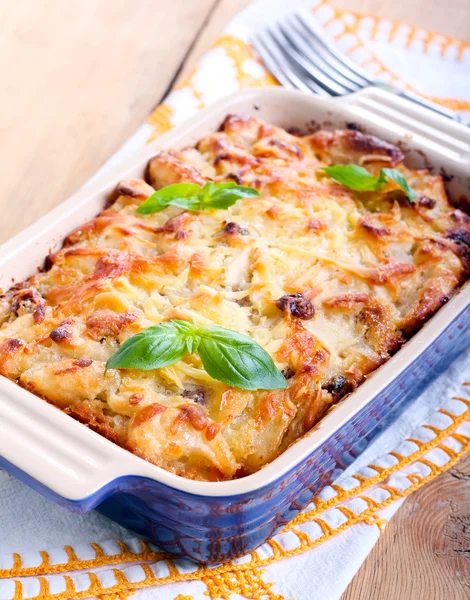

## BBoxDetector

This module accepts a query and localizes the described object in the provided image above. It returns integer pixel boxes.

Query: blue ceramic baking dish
[0,88,469,563]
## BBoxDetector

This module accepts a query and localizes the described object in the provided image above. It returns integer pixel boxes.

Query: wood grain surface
[342,453,470,600]
[0,1,469,598]
[0,0,218,242]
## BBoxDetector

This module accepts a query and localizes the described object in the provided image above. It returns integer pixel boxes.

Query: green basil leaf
[106,320,285,391]
[136,183,201,214]
[171,319,198,337]
[136,181,260,215]
[379,168,417,202]
[202,182,260,209]
[167,196,202,211]
[176,320,201,354]
[197,325,287,391]
[322,164,416,203]
[202,181,235,197]
[105,320,196,371]
[321,165,381,191]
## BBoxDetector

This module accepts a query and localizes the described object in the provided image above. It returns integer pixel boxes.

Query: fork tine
[266,25,346,96]
[251,33,297,91]
[275,23,358,94]
[284,16,365,89]
[296,11,459,121]
[251,32,328,96]
[293,13,373,86]
[254,10,458,123]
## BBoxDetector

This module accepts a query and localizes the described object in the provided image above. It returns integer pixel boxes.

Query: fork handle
[373,83,459,122]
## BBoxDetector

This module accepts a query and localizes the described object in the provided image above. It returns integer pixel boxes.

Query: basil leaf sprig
[379,168,416,202]
[136,182,260,215]
[106,320,287,391]
[321,165,416,202]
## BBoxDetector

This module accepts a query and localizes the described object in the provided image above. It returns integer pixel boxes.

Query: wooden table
[1,1,469,598]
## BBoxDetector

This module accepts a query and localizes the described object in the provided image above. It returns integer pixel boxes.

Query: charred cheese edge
[1,115,469,481]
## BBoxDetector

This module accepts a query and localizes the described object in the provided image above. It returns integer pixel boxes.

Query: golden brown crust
[308,130,404,166]
[0,338,25,378]
[322,292,371,311]
[85,309,141,340]
[147,151,205,188]
[0,113,468,481]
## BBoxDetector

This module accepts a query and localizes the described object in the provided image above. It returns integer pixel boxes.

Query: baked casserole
[0,114,469,481]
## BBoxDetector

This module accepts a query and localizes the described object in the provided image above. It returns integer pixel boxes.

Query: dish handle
[336,87,470,166]
[0,377,140,508]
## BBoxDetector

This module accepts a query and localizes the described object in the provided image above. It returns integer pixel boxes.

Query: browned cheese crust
[1,115,469,480]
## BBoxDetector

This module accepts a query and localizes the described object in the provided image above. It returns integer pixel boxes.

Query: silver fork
[251,11,458,121]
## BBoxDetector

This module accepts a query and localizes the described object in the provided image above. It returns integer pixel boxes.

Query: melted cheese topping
[1,115,469,481]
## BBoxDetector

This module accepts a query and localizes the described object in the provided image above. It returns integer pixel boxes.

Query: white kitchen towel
[1,1,469,599]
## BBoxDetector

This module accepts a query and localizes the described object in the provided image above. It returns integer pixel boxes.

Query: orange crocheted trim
[212,35,277,88]
[312,1,470,110]
[313,0,470,57]
[97,593,133,600]
[0,539,165,579]
[147,103,174,140]
[147,34,276,140]
[202,567,285,600]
